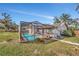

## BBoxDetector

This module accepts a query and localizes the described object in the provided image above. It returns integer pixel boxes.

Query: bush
[62,29,75,37]
[70,27,75,36]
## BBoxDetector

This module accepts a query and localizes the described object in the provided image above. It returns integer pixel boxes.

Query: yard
[63,37,79,43]
[0,32,79,56]
[0,32,19,42]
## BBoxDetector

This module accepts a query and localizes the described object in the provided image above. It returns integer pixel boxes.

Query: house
[20,21,55,35]
[20,21,55,40]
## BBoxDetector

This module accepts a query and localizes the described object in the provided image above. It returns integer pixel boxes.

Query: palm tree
[53,14,72,30]
[75,5,79,13]
[60,13,72,30]
[53,17,60,24]
[74,5,79,29]
[1,13,12,31]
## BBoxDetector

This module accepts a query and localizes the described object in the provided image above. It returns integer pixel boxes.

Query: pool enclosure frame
[19,21,55,42]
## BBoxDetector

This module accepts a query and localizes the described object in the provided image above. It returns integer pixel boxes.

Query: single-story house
[20,21,68,42]
[20,21,55,39]
[20,21,65,42]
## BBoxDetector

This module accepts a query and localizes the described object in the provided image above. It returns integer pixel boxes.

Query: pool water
[22,33,38,41]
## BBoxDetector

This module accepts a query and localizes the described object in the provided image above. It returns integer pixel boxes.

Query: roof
[37,25,55,29]
[20,21,43,26]
[20,21,55,29]
[37,24,55,29]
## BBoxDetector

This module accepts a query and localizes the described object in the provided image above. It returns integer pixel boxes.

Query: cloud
[8,9,54,19]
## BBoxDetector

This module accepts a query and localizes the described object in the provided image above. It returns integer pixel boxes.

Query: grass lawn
[63,37,79,43]
[0,32,79,56]
[0,32,19,42]
[0,41,79,56]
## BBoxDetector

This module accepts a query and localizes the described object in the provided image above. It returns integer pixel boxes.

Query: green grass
[0,32,79,55]
[0,41,79,56]
[63,37,79,43]
[0,32,19,42]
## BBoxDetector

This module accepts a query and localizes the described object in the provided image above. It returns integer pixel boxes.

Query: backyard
[0,32,19,42]
[0,32,79,56]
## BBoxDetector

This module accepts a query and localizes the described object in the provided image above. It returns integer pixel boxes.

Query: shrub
[69,27,75,36]
[62,30,73,37]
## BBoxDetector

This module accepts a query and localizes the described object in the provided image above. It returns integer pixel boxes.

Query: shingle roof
[20,21,55,29]
[20,21,43,26]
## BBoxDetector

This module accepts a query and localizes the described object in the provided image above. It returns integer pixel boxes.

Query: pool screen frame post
[19,21,21,42]
[34,24,35,40]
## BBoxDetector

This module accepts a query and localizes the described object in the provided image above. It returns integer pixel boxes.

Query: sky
[0,3,79,24]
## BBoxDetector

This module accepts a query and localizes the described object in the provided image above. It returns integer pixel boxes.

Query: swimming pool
[22,33,38,41]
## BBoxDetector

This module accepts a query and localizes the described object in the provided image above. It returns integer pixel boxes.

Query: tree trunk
[64,22,69,30]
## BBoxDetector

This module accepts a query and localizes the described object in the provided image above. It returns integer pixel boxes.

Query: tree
[1,13,12,31]
[60,13,72,30]
[74,5,79,29]
[75,5,79,13]
[53,17,60,24]
[53,13,72,30]
[0,13,18,32]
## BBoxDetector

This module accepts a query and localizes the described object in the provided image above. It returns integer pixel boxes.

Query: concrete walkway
[59,40,79,46]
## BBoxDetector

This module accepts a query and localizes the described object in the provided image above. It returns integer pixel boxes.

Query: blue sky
[0,3,78,24]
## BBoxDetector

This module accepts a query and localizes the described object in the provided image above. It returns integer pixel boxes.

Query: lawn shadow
[19,38,59,44]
